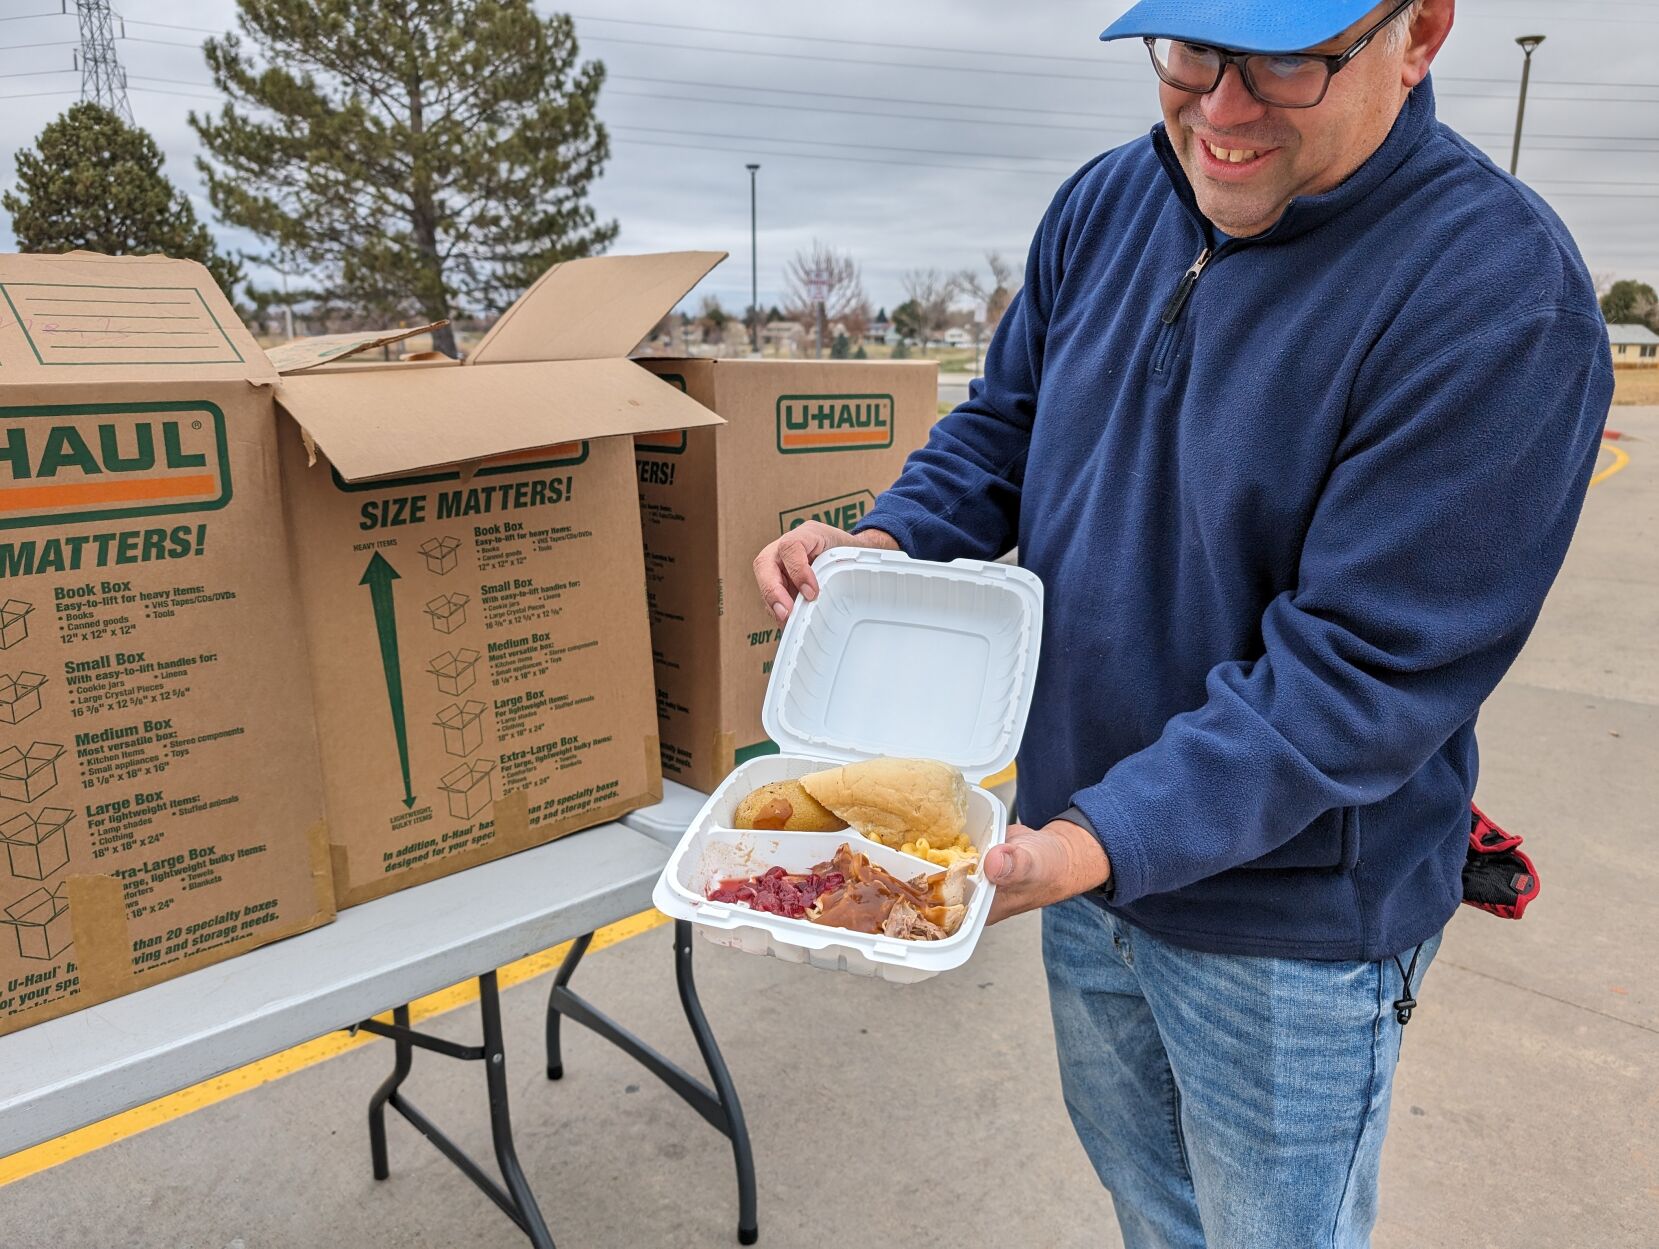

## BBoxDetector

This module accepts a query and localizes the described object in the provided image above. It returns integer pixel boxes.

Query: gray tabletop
[0,820,672,1158]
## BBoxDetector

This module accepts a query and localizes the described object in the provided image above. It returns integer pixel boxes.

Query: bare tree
[784,240,867,356]
[901,268,961,347]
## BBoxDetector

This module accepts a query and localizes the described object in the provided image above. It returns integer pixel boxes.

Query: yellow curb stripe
[1591,441,1631,488]
[0,908,671,1187]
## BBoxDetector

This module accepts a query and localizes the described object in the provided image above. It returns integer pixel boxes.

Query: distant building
[941,327,973,349]
[1609,322,1659,366]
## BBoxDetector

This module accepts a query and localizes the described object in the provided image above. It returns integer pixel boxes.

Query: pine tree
[830,332,851,359]
[191,1,616,356]
[3,103,242,296]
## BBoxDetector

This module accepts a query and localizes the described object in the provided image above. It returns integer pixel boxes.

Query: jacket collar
[1151,74,1439,246]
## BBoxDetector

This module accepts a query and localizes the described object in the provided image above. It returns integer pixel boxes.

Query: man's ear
[1404,0,1455,88]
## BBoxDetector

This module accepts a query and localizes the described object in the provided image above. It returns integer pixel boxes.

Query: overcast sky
[1,0,1655,316]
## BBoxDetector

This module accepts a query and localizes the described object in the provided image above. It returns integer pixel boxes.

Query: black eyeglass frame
[1142,0,1419,109]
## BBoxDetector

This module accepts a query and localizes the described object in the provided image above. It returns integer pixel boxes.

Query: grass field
[1612,367,1659,405]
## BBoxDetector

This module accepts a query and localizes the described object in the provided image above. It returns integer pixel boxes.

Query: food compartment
[699,754,1001,858]
[652,752,1007,982]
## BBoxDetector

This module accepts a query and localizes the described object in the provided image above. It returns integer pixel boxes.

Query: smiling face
[1159,0,1453,237]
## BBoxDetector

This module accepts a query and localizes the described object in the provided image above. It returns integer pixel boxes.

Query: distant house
[870,317,893,341]
[941,327,973,349]
[763,320,806,354]
[1609,322,1659,367]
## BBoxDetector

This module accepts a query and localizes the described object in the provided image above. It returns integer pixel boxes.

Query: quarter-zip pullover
[856,80,1612,960]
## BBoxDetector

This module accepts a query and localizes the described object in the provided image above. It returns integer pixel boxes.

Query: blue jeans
[1042,896,1440,1249]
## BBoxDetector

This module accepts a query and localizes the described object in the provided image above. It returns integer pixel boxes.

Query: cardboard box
[0,742,64,803]
[1,807,72,880]
[271,251,726,906]
[435,700,487,757]
[633,359,938,792]
[424,592,470,634]
[428,648,481,696]
[0,248,723,1031]
[420,535,461,575]
[440,759,497,820]
[0,599,31,650]
[0,251,334,1036]
[3,884,70,961]
[0,671,46,724]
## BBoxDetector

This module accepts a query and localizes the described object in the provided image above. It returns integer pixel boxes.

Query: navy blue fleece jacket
[856,80,1612,960]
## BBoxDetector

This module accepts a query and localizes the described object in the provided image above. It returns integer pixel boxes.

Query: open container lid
[762,548,1043,784]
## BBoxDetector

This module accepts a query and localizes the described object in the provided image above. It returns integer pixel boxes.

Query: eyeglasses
[1143,0,1417,109]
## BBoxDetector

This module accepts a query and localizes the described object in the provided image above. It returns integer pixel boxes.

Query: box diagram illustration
[3,884,70,961]
[0,742,64,802]
[440,759,496,820]
[425,593,470,635]
[0,807,71,881]
[0,672,46,725]
[0,601,32,651]
[429,649,481,696]
[434,700,488,757]
[420,536,461,576]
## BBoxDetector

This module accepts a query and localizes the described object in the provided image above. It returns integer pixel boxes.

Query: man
[754,1,1611,1244]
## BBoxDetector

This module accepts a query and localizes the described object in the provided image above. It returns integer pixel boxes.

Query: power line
[611,122,1076,167]
[607,88,1144,136]
[604,84,1659,148]
[573,13,1659,93]
[585,32,1659,105]
[0,11,69,22]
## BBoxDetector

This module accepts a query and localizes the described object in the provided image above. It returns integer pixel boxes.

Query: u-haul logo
[776,394,895,454]
[779,490,877,534]
[0,402,231,531]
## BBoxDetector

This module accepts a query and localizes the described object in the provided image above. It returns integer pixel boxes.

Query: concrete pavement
[1,415,1653,1248]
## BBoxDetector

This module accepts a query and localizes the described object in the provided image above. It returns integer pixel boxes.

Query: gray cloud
[1,0,1653,312]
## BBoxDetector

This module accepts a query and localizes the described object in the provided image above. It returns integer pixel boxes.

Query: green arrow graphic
[359,552,415,809]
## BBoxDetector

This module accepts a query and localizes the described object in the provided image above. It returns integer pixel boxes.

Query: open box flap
[467,251,726,365]
[265,322,448,374]
[762,548,1044,784]
[0,251,272,384]
[274,357,722,482]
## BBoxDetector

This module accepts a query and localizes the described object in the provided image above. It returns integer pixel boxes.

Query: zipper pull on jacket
[1161,246,1213,325]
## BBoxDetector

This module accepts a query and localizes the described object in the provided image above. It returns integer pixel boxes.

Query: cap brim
[1100,0,1383,54]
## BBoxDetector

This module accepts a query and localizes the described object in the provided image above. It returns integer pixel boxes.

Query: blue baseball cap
[1100,1,1383,54]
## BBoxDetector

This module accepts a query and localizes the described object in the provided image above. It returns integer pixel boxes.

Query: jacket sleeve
[854,169,1085,561]
[1072,305,1614,906]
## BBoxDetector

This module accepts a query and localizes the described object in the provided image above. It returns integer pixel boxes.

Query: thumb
[984,841,1033,886]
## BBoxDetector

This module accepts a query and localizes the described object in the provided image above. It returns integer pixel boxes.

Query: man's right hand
[753,522,900,623]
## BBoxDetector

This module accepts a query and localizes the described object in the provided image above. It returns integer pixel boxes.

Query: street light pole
[746,163,761,356]
[1510,34,1545,176]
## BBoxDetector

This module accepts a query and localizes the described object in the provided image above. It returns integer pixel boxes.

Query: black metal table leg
[368,1004,412,1181]
[355,976,556,1249]
[674,921,758,1246]
[546,922,759,1245]
[545,931,593,1081]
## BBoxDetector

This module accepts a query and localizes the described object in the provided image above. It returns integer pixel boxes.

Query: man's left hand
[984,819,1111,924]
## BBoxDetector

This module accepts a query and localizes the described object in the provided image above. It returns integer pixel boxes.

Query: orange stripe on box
[0,474,220,512]
[781,431,889,448]
[483,442,582,466]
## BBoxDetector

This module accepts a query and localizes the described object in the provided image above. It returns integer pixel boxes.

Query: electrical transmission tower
[73,0,133,123]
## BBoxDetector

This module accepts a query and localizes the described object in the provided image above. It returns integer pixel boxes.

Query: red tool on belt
[1462,804,1539,920]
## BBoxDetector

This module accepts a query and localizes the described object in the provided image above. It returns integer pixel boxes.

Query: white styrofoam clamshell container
[652,547,1043,982]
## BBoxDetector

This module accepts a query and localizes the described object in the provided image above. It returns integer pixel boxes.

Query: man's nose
[1201,63,1269,129]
